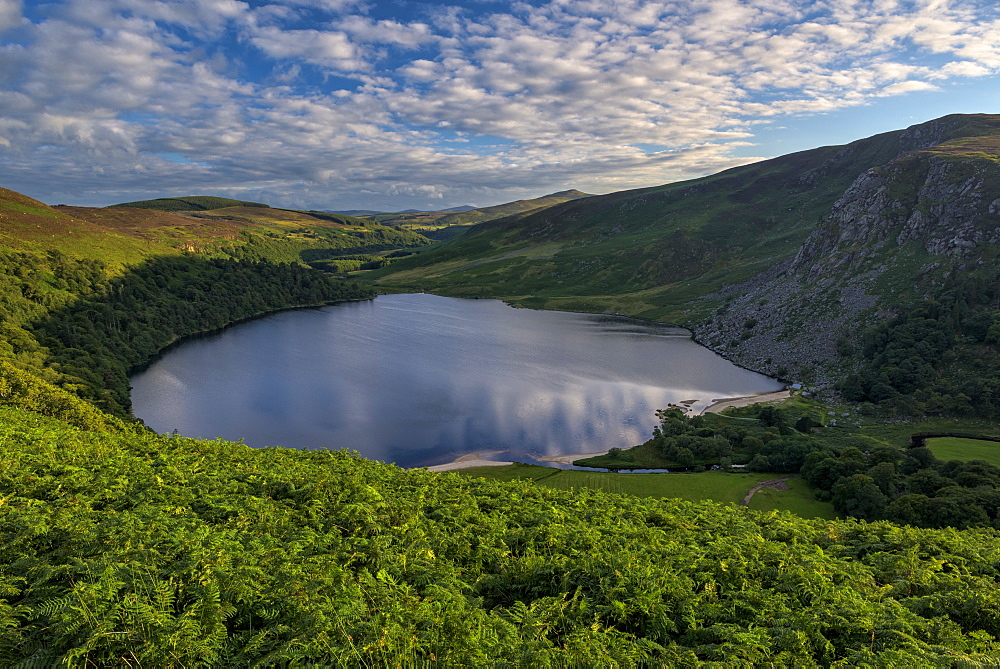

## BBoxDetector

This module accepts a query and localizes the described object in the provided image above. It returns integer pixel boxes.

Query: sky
[1,0,999,212]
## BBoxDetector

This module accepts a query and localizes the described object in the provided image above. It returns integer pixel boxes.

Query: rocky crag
[695,123,1000,387]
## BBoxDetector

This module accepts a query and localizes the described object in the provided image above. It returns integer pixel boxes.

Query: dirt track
[742,476,797,506]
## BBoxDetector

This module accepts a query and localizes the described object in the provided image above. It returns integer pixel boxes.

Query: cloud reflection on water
[131,294,783,467]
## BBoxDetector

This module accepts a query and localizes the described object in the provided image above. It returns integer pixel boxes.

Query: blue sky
[1,0,999,211]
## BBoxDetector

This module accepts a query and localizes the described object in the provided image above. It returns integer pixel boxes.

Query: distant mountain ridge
[327,209,386,216]
[432,189,592,228]
[354,188,592,241]
[329,206,476,216]
[330,195,580,219]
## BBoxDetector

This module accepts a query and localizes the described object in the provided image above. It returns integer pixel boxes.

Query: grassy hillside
[1,188,432,272]
[2,404,1000,665]
[370,115,1000,324]
[177,204,432,267]
[927,437,1000,467]
[0,188,165,267]
[456,463,838,518]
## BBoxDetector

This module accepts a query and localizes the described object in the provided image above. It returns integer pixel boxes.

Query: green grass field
[453,464,837,517]
[927,437,1000,467]
[746,477,840,519]
[857,417,1000,448]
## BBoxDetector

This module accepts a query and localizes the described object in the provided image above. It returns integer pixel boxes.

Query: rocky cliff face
[694,146,1000,387]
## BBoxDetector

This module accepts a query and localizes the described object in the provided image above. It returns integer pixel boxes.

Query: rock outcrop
[694,144,1000,387]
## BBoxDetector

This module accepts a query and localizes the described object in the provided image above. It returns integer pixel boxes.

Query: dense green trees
[839,267,1000,418]
[604,406,828,474]
[648,410,736,465]
[307,253,393,273]
[802,443,1000,528]
[224,226,429,266]
[592,404,1000,530]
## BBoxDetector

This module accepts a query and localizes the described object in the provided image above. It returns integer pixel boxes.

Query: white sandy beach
[700,389,791,415]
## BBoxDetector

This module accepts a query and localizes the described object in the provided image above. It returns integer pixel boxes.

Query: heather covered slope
[0,187,159,265]
[1,188,432,279]
[110,195,270,210]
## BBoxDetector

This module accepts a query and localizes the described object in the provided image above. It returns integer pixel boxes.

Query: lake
[130,293,784,467]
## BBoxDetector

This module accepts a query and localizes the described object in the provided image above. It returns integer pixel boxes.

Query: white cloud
[936,60,993,77]
[115,0,249,31]
[335,16,437,48]
[282,0,365,12]
[1,0,999,209]
[248,26,364,72]
[880,80,940,95]
[0,0,22,32]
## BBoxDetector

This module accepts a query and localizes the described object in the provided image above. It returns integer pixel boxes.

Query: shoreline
[699,389,791,415]
[424,389,793,472]
[128,295,375,378]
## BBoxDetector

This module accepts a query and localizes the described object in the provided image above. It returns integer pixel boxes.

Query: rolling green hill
[0,187,168,267]
[111,195,271,211]
[52,198,431,270]
[1,188,431,271]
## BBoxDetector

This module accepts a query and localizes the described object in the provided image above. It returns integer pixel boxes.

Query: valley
[2,114,1000,664]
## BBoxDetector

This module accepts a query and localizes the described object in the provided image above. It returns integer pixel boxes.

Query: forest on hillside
[837,269,1000,419]
[0,249,374,419]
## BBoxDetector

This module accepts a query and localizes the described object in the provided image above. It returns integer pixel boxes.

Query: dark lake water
[130,293,783,467]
